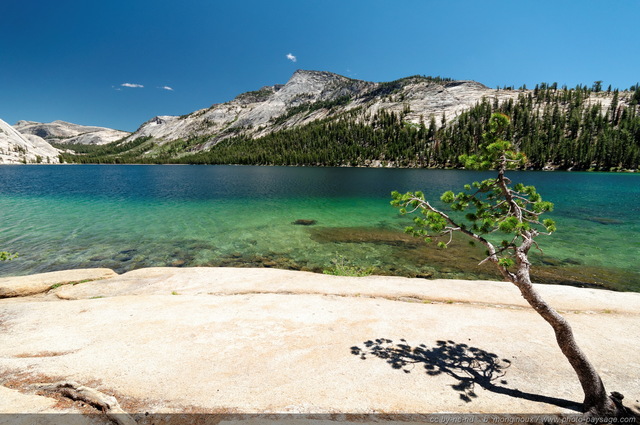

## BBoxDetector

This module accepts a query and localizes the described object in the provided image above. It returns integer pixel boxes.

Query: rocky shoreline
[1,267,639,421]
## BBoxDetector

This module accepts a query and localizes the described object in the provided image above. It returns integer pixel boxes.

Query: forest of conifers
[59,84,640,170]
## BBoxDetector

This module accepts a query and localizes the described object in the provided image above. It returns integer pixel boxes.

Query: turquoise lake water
[0,165,638,291]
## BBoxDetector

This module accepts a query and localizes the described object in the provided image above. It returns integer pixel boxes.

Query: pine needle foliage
[392,113,556,272]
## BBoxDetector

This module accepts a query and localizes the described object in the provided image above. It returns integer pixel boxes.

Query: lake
[0,165,638,291]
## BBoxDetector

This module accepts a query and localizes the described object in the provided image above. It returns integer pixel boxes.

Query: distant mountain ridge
[97,69,637,170]
[14,120,130,146]
[3,70,639,168]
[0,118,60,164]
[125,70,514,149]
[0,119,130,164]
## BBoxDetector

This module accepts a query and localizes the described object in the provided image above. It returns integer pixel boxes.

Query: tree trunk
[511,250,618,416]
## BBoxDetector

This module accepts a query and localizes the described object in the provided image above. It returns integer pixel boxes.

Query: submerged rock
[206,251,306,272]
[293,219,317,226]
[585,216,624,225]
[308,226,422,246]
[308,225,499,280]
[540,257,564,267]
[562,258,583,265]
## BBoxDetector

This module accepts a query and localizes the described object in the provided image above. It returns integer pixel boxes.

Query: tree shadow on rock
[351,338,581,412]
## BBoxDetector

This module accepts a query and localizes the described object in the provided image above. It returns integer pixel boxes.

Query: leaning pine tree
[391,113,630,417]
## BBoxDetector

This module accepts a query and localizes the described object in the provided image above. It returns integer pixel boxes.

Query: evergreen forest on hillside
[57,83,640,171]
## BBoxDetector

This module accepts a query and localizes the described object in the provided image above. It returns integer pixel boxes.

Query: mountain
[14,120,130,145]
[55,70,640,170]
[0,118,60,164]
[126,70,520,148]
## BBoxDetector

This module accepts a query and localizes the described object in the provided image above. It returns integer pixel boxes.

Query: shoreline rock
[1,267,639,415]
[0,268,117,298]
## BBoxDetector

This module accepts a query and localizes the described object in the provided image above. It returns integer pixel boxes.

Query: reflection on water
[0,165,638,291]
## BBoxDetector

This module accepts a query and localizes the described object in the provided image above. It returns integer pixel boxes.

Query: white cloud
[121,83,144,88]
[160,86,174,91]
[286,53,297,63]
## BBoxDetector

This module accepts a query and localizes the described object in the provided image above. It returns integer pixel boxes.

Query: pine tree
[392,113,634,417]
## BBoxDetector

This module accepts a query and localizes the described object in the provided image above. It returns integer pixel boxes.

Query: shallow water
[0,165,638,291]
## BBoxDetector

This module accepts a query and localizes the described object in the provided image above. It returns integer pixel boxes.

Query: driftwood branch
[31,381,136,425]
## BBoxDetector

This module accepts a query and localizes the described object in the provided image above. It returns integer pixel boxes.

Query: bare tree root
[31,381,136,425]
[602,392,640,421]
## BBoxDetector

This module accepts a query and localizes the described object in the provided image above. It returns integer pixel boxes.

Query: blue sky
[1,0,639,132]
